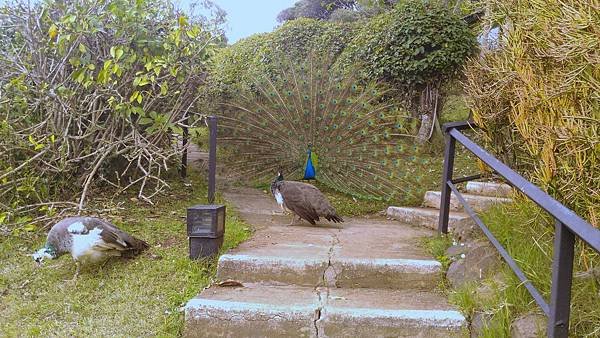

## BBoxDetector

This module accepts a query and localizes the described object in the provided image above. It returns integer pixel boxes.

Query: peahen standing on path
[271,172,343,226]
[218,53,427,201]
[32,217,149,280]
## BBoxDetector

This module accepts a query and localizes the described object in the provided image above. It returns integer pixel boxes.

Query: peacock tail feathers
[218,53,428,201]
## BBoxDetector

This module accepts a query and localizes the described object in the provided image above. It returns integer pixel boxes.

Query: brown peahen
[271,172,343,226]
[218,54,428,201]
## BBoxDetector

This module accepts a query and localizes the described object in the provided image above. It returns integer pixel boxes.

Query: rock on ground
[446,240,499,289]
[511,313,547,338]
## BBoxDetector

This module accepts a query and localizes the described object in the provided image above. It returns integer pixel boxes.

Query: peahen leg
[66,261,80,283]
[288,215,300,226]
[73,261,80,280]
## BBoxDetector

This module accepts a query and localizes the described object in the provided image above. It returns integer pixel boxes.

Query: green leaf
[110,46,116,58]
[62,14,76,24]
[48,24,58,39]
[171,125,183,135]
[129,91,139,103]
[103,60,113,70]
[138,117,153,125]
[178,15,188,27]
[97,69,107,83]
[115,48,124,60]
[78,43,87,53]
[69,57,81,67]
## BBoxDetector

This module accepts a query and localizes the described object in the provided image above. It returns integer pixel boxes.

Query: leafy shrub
[208,18,356,99]
[0,0,217,228]
[271,18,356,60]
[338,0,476,88]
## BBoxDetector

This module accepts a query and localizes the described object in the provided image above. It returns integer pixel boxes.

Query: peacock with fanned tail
[218,54,431,201]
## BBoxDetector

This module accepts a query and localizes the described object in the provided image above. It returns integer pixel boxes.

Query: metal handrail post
[438,131,456,234]
[548,220,575,337]
[207,116,217,204]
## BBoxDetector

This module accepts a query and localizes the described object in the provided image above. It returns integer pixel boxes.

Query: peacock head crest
[32,244,57,266]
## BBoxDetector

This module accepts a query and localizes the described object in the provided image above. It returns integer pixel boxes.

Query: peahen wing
[296,184,343,223]
[70,217,149,255]
[279,182,320,225]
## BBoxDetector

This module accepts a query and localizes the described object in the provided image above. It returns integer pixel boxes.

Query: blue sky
[181,0,297,44]
[0,0,296,44]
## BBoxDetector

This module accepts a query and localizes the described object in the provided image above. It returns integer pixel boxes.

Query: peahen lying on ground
[218,53,427,201]
[271,172,343,226]
[32,217,149,280]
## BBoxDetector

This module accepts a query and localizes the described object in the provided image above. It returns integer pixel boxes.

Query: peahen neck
[44,243,59,258]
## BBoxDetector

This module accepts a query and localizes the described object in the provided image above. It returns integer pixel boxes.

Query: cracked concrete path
[185,183,467,337]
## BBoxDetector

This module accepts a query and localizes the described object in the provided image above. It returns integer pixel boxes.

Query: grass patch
[440,90,470,125]
[422,234,454,270]
[447,197,600,337]
[0,170,252,337]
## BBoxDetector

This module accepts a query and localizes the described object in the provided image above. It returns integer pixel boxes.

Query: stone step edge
[386,206,470,230]
[217,253,442,289]
[466,181,513,197]
[320,306,466,329]
[423,190,513,211]
[219,254,441,271]
[185,298,466,327]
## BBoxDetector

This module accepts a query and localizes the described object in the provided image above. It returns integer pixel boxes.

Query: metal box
[187,205,225,238]
[189,236,224,260]
[187,204,225,259]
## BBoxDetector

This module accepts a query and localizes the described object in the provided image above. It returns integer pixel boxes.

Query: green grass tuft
[447,197,600,336]
[421,234,453,271]
[0,170,252,336]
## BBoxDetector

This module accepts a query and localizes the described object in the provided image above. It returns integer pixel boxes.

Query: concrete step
[386,206,471,231]
[466,181,512,197]
[423,191,513,212]
[217,218,441,290]
[217,252,328,287]
[217,253,442,290]
[185,283,467,337]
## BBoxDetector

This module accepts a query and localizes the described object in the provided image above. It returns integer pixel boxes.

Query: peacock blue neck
[303,145,316,180]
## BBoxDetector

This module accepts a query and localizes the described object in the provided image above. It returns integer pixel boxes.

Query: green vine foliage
[337,0,477,88]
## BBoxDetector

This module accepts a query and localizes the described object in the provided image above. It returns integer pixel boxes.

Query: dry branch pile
[0,0,217,229]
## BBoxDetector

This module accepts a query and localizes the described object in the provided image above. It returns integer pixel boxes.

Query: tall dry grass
[464,0,599,227]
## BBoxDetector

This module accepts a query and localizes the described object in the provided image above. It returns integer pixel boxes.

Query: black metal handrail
[438,121,600,338]
[181,115,218,204]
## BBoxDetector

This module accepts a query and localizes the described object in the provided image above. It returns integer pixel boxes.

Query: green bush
[0,0,217,228]
[208,18,356,99]
[271,18,356,60]
[338,0,476,88]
